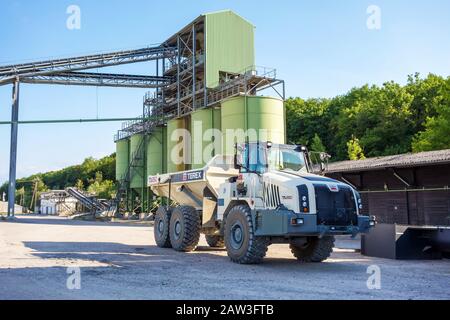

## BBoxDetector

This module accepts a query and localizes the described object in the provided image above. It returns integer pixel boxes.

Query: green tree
[75,179,84,190]
[412,78,450,151]
[16,187,25,206]
[406,73,447,132]
[347,136,366,160]
[311,134,326,152]
[285,97,334,148]
[95,171,103,183]
[87,180,115,199]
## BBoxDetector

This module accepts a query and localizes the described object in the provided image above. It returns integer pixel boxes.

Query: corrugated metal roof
[326,149,450,173]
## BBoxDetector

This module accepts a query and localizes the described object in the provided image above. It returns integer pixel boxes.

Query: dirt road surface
[0,215,448,300]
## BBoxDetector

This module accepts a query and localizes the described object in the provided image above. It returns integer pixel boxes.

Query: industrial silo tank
[221,95,285,155]
[191,108,221,169]
[129,133,145,189]
[146,127,165,176]
[115,139,129,181]
[167,117,190,173]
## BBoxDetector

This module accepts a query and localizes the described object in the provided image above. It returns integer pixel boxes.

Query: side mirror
[319,152,330,173]
[234,144,245,170]
[320,162,326,173]
[234,154,241,170]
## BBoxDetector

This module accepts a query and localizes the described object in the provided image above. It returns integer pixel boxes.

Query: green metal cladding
[115,139,129,181]
[205,10,255,88]
[191,108,222,168]
[167,118,189,173]
[129,134,145,189]
[146,127,165,176]
[221,96,285,155]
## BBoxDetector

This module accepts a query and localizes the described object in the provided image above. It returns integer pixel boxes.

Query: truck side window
[241,143,267,174]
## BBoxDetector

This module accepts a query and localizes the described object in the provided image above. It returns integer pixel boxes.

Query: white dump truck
[148,142,376,264]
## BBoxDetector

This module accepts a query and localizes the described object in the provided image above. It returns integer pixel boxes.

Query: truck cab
[218,142,375,239]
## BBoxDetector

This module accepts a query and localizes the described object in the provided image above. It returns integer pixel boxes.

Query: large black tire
[169,205,201,252]
[205,235,225,248]
[224,205,269,264]
[290,236,335,262]
[154,206,172,248]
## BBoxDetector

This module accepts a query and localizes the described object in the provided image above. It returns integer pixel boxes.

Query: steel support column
[8,80,20,217]
[155,58,159,110]
[162,57,166,122]
[177,35,181,117]
[203,26,207,107]
[192,24,196,110]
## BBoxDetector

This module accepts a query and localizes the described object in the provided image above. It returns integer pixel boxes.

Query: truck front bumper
[253,209,376,237]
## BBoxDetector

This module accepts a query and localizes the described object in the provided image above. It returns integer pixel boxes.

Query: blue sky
[1,0,450,184]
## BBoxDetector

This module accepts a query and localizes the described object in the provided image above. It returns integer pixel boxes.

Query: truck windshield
[268,146,307,173]
[238,143,308,174]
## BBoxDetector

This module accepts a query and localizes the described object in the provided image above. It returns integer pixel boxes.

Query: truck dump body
[148,155,238,209]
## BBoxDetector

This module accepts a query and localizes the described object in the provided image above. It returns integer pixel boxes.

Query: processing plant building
[114,10,286,213]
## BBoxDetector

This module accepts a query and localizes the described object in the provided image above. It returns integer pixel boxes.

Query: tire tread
[290,236,335,262]
[225,205,269,264]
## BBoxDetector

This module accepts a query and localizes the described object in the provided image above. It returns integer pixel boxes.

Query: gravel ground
[0,215,449,300]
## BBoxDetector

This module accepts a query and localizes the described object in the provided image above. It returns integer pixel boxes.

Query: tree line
[0,154,116,211]
[286,73,450,160]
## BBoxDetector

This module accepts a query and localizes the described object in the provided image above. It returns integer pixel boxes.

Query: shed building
[325,149,450,226]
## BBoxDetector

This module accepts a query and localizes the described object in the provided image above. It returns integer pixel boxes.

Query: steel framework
[0,44,177,217]
[0,46,176,85]
[0,25,286,217]
[20,72,172,88]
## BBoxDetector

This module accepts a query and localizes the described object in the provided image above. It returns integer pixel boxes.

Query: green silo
[191,108,221,169]
[221,95,285,155]
[115,139,129,181]
[146,127,165,176]
[129,133,145,189]
[162,126,167,174]
[167,118,190,172]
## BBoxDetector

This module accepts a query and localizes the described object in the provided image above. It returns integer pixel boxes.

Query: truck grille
[314,184,358,226]
[263,183,281,208]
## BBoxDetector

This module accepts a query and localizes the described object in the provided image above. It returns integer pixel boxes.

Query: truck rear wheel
[224,205,269,264]
[290,236,335,262]
[205,235,225,248]
[154,206,172,248]
[169,205,200,252]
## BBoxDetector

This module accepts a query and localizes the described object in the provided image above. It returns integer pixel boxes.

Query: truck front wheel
[169,205,200,252]
[224,205,269,264]
[290,236,335,262]
[154,206,172,248]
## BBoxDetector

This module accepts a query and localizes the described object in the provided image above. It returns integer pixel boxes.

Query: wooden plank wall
[327,164,450,226]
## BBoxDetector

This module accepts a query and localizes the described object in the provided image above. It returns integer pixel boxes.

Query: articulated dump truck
[149,142,376,264]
